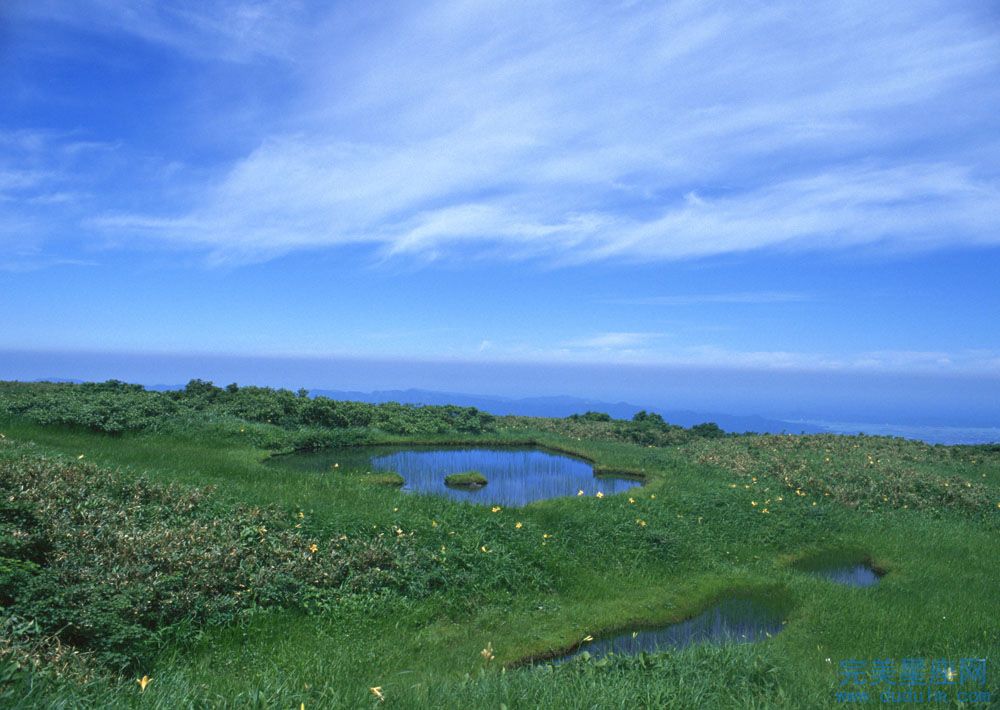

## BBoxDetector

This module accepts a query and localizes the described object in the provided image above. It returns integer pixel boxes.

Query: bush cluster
[0,380,496,439]
[516,410,720,447]
[0,448,557,676]
[0,454,437,671]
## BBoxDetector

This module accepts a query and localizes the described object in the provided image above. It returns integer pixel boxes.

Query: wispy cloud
[8,0,310,62]
[463,339,1000,375]
[565,332,665,350]
[55,0,998,266]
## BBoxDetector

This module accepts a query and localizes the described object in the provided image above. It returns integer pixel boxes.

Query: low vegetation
[444,471,488,488]
[0,380,997,707]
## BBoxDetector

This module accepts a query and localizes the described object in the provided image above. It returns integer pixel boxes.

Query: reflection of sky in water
[552,598,784,664]
[810,565,880,587]
[370,448,640,506]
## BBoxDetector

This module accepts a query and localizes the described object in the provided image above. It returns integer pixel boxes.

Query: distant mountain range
[308,388,826,434]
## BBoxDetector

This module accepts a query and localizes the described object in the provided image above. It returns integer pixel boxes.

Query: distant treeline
[0,380,495,438]
[0,380,727,447]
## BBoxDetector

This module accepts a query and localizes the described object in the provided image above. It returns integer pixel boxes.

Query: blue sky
[2,2,999,423]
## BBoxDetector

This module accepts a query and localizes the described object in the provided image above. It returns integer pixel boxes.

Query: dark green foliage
[690,421,725,438]
[0,381,177,435]
[0,380,497,441]
[568,411,612,422]
[519,411,690,447]
[0,455,426,670]
[631,410,666,425]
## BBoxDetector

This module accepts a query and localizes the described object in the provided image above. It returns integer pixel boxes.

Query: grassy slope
[1,416,998,708]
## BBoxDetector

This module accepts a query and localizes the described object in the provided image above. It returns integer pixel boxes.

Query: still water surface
[808,564,881,587]
[551,597,786,663]
[276,446,641,506]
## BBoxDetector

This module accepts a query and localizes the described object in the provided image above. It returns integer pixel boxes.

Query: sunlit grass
[1,412,997,708]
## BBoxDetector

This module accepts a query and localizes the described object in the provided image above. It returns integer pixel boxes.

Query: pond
[548,596,786,664]
[806,564,881,587]
[790,550,883,588]
[274,445,642,506]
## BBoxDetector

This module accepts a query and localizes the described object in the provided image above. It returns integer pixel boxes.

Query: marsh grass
[1,389,998,708]
[444,471,488,488]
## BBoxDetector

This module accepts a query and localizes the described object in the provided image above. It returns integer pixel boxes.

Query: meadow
[0,380,997,708]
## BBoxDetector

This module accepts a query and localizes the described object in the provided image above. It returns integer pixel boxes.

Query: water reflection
[551,597,785,664]
[371,447,640,506]
[808,564,881,587]
[272,446,642,506]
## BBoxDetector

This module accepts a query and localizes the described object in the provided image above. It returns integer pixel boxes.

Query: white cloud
[12,1,1000,266]
[565,332,665,350]
[464,340,1000,375]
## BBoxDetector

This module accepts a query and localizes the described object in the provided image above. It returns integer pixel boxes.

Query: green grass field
[1,382,998,708]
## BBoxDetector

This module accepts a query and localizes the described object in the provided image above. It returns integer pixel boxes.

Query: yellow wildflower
[77,454,85,460]
[431,520,438,527]
[515,521,523,529]
[480,545,489,553]
[298,511,304,519]
[370,687,384,702]
[751,501,758,507]
[481,642,495,661]
[577,490,584,496]
[595,491,604,499]
[309,543,318,554]
[137,675,151,692]
[636,519,646,527]
[582,635,594,642]
[650,494,656,499]
[491,506,502,513]
[628,497,636,504]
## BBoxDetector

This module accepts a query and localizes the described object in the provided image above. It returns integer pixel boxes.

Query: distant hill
[308,388,826,434]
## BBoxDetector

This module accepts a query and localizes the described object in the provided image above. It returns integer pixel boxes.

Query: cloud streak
[465,340,1000,375]
[10,1,1000,268]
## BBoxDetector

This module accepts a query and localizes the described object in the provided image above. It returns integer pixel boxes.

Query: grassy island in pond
[444,470,488,488]
[364,471,405,487]
[0,379,997,708]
